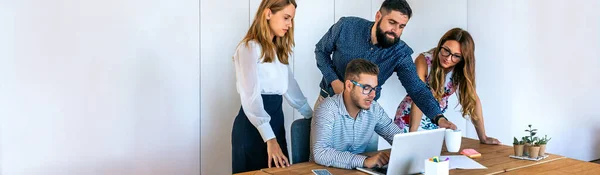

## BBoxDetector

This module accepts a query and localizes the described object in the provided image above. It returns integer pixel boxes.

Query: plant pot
[539,144,547,156]
[513,144,524,157]
[524,143,532,156]
[529,146,540,158]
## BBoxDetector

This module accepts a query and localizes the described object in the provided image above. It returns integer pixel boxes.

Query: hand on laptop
[363,152,390,168]
[437,118,457,130]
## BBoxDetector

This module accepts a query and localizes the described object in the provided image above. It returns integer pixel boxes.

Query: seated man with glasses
[310,59,403,169]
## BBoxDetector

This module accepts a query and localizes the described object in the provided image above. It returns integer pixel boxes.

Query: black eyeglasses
[439,47,463,63]
[351,80,381,95]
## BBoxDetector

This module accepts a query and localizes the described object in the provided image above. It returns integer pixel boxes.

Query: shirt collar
[366,21,376,46]
[336,93,349,117]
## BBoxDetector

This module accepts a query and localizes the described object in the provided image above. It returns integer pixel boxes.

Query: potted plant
[523,124,538,156]
[522,136,531,156]
[513,137,525,156]
[537,135,552,156]
[529,138,541,158]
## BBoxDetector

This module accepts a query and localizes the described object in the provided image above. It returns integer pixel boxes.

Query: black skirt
[231,95,289,174]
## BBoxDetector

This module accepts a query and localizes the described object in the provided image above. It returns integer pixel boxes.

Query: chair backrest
[291,118,311,164]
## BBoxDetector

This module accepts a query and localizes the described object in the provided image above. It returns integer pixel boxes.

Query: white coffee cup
[445,129,462,152]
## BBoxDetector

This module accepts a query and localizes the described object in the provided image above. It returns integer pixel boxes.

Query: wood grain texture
[235,138,599,175]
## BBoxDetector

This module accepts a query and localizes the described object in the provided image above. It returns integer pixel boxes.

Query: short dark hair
[344,59,380,81]
[379,0,412,18]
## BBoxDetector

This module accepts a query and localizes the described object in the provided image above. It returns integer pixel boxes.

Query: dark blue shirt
[315,16,442,120]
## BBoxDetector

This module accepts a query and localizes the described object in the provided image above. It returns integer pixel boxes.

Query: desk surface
[235,137,597,175]
[499,158,600,175]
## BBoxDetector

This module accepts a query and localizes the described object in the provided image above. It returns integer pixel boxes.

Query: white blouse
[233,40,313,142]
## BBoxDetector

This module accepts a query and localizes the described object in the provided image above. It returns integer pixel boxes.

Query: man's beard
[375,19,400,48]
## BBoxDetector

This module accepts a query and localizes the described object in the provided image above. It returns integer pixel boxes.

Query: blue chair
[291,118,311,164]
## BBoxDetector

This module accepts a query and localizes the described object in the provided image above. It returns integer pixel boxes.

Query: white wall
[292,0,334,121]
[467,0,600,161]
[0,0,16,173]
[200,0,249,175]
[1,0,200,174]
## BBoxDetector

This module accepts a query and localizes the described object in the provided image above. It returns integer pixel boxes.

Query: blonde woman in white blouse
[231,0,312,173]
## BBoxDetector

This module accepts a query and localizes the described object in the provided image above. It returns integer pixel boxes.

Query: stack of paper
[439,155,487,169]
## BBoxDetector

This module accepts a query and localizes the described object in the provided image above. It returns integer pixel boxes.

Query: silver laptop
[357,128,446,175]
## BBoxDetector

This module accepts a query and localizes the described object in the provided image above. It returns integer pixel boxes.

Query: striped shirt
[310,93,403,169]
[315,16,443,121]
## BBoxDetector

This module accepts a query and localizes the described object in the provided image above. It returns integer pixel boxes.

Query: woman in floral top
[394,28,500,144]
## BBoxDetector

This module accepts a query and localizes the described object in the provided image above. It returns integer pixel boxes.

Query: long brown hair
[240,0,296,64]
[429,28,477,119]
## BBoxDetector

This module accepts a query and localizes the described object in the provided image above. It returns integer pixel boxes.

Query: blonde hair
[240,0,296,64]
[429,28,477,120]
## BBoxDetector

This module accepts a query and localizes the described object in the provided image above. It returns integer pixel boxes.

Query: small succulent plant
[524,124,538,144]
[513,137,524,145]
[537,135,552,145]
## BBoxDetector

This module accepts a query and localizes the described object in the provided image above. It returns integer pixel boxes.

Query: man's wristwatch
[432,114,447,125]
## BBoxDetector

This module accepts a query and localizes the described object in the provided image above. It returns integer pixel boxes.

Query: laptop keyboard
[372,167,388,174]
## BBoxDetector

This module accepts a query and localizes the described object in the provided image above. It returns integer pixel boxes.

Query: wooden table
[236,137,598,175]
[498,158,600,175]
[443,138,564,175]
